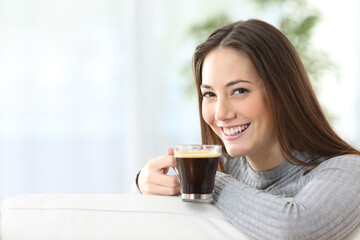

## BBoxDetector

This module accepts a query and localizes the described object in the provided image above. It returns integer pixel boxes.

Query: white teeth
[223,124,250,136]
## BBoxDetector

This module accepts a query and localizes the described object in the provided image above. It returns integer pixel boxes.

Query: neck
[245,141,286,172]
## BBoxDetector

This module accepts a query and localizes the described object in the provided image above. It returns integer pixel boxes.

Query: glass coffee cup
[174,145,221,203]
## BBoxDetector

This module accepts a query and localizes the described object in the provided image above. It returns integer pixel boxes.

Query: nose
[215,97,236,122]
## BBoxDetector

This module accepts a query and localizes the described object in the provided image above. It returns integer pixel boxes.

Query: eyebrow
[200,79,252,89]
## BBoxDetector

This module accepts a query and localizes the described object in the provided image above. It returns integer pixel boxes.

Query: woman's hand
[138,148,181,195]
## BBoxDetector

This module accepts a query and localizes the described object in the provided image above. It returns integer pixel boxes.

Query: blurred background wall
[0,0,359,203]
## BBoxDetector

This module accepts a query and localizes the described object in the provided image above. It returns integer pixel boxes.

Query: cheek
[250,96,274,129]
[202,102,214,125]
[242,94,270,119]
[239,99,265,119]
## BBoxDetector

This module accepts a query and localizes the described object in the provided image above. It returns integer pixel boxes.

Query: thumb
[167,147,174,156]
[161,147,175,175]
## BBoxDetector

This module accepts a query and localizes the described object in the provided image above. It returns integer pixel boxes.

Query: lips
[220,123,250,140]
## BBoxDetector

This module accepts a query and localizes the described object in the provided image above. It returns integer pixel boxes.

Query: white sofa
[0,194,247,240]
[0,194,359,240]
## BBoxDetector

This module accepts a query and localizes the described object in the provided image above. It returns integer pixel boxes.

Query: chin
[224,144,245,157]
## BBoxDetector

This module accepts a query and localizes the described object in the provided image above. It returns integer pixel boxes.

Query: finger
[145,172,180,187]
[141,167,180,187]
[167,147,174,156]
[155,175,180,188]
[145,184,181,196]
[160,148,175,174]
[162,167,170,175]
[150,155,176,169]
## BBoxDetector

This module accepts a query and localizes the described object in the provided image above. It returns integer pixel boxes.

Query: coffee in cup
[174,145,221,203]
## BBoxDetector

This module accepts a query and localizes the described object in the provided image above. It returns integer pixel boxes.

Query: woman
[134,19,360,239]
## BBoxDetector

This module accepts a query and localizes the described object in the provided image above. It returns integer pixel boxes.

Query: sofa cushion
[0,194,247,240]
[1,194,360,240]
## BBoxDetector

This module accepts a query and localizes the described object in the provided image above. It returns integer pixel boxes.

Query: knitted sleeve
[213,155,360,240]
[130,170,142,194]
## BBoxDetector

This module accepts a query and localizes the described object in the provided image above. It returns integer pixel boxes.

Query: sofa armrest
[0,194,247,240]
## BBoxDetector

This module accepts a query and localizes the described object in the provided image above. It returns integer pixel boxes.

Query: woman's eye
[202,92,216,98]
[233,88,249,95]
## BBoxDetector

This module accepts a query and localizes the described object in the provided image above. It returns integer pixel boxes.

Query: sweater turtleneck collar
[241,151,315,184]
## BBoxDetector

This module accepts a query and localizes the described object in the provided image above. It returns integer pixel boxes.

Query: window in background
[0,0,130,201]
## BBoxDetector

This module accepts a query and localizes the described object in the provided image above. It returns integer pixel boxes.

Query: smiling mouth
[221,123,250,136]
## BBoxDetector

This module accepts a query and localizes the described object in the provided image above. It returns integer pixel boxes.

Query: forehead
[201,47,261,86]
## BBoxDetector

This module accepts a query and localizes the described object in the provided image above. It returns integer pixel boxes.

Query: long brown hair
[193,19,360,172]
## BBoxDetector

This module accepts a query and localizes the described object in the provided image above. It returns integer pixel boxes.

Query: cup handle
[171,167,181,184]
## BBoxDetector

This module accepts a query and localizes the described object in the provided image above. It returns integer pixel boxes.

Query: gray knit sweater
[132,152,360,239]
[215,152,360,240]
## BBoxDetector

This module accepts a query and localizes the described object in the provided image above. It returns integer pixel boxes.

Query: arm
[214,155,360,240]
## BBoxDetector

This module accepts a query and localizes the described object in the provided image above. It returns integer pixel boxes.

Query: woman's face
[201,47,278,159]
